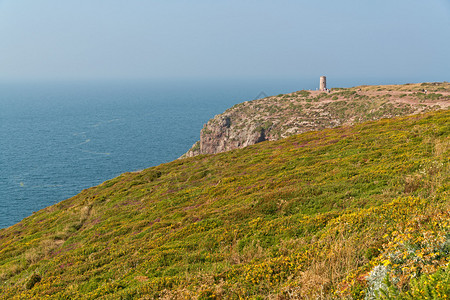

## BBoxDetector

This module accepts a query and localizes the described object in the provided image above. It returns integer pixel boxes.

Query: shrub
[379,266,450,299]
[26,274,41,289]
[297,90,311,97]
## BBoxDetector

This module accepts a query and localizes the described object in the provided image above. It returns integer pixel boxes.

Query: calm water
[0,79,311,228]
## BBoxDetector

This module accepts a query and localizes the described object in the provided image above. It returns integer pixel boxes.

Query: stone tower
[319,76,326,91]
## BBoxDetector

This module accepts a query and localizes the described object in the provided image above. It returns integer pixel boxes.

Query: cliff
[183,82,450,157]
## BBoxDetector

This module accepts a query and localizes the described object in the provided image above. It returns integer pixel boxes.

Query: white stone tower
[319,76,327,91]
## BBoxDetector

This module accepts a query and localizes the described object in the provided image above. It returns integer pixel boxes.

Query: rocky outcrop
[183,82,450,158]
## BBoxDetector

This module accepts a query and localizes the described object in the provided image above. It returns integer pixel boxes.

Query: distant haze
[0,0,448,84]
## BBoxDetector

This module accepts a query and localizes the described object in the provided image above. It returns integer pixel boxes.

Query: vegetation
[0,109,449,299]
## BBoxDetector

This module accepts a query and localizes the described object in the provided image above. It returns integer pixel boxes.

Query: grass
[0,109,448,299]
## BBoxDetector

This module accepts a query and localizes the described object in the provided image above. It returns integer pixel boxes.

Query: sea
[0,78,317,229]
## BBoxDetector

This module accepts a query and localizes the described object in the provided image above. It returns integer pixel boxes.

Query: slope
[0,110,449,299]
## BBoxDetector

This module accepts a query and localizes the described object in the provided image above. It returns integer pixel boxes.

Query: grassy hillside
[0,110,449,299]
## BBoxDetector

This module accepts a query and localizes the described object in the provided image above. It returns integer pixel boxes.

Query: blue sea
[0,79,314,229]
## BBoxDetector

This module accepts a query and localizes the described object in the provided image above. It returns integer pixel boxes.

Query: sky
[0,0,449,84]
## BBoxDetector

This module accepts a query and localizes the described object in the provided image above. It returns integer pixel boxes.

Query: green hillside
[1,110,449,299]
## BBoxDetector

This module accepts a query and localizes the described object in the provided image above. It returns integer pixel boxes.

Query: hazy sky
[0,0,449,83]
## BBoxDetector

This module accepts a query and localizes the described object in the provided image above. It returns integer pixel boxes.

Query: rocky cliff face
[183,82,450,157]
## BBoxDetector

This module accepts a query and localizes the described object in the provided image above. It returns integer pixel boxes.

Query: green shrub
[379,266,450,299]
[26,274,41,289]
